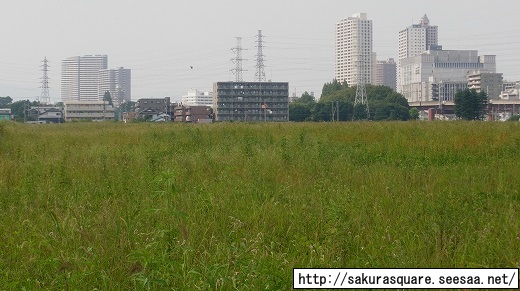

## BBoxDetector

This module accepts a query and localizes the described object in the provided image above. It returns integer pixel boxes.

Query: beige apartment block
[64,101,115,122]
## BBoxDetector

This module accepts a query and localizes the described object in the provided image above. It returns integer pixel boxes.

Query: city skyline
[1,0,519,102]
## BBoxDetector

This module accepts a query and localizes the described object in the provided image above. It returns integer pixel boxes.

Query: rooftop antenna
[40,57,50,104]
[255,30,266,82]
[231,37,247,82]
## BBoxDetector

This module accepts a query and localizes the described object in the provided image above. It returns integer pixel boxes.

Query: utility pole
[23,100,27,123]
[331,101,339,122]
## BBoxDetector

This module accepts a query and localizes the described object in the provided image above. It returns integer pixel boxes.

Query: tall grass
[0,122,519,289]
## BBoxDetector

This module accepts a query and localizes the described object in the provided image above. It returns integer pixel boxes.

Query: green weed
[0,122,519,289]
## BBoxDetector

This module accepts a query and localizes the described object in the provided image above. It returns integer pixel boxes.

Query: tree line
[0,96,43,121]
[289,80,413,122]
[290,80,497,122]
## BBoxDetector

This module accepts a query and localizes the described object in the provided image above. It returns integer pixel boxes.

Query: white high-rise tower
[99,67,131,107]
[398,14,439,92]
[61,55,108,102]
[335,13,374,86]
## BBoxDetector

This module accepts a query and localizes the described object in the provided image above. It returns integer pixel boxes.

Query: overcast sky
[1,0,519,102]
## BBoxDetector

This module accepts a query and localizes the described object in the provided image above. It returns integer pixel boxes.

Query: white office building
[99,67,131,107]
[400,49,496,102]
[398,15,439,92]
[182,89,213,107]
[61,55,108,102]
[335,13,374,86]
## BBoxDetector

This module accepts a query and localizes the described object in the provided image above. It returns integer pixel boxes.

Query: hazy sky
[1,0,519,102]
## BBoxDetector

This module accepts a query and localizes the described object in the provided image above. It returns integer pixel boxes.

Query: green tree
[317,83,410,121]
[336,101,353,121]
[9,100,29,121]
[507,115,520,121]
[321,79,347,97]
[297,91,316,104]
[454,89,488,120]
[353,103,368,120]
[409,108,420,120]
[289,103,312,122]
[0,96,13,107]
[310,102,331,121]
[120,101,136,113]
[103,91,113,105]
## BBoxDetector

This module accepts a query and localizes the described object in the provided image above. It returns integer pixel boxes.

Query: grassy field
[0,121,519,289]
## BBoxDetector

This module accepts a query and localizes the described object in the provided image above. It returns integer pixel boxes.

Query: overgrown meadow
[0,121,519,289]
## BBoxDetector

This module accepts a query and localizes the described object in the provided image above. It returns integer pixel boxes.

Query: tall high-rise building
[61,55,108,102]
[99,67,131,107]
[335,13,374,86]
[398,15,439,92]
[375,58,397,90]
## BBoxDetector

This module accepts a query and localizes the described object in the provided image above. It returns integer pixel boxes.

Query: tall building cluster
[61,55,131,104]
[335,13,503,101]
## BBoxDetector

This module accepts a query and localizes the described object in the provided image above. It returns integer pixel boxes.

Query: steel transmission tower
[354,52,369,118]
[255,30,266,82]
[231,37,247,82]
[40,57,51,104]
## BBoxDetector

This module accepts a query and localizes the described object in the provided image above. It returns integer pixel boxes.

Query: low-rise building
[500,83,520,100]
[63,101,115,122]
[27,107,64,123]
[174,105,212,122]
[0,108,11,121]
[467,70,503,99]
[135,97,171,120]
[182,89,213,107]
